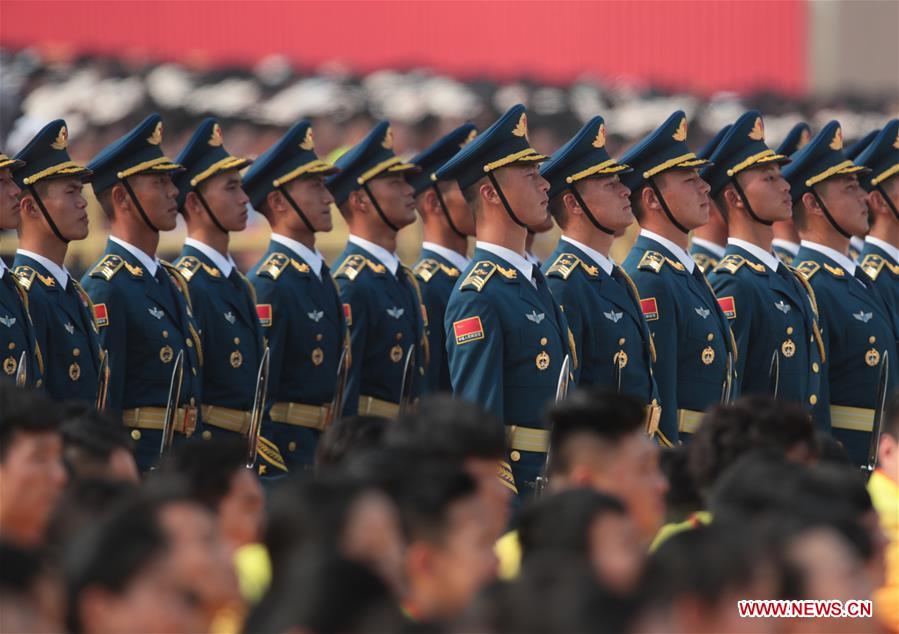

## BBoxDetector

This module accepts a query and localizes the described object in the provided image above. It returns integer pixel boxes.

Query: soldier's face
[655,168,711,229]
[817,174,869,237]
[495,164,550,226]
[577,174,634,235]
[367,174,417,229]
[284,175,334,233]
[439,180,476,236]
[27,176,89,241]
[735,164,792,222]
[128,173,180,231]
[198,171,249,232]
[0,168,22,230]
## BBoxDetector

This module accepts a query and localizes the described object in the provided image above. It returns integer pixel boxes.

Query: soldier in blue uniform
[243,120,344,471]
[80,114,203,472]
[436,104,574,499]
[845,128,881,262]
[171,118,264,447]
[12,120,102,404]
[690,124,732,274]
[772,123,812,266]
[408,124,477,393]
[854,120,899,353]
[784,120,898,467]
[702,111,824,413]
[0,152,43,388]
[619,111,738,446]
[326,121,427,418]
[539,115,660,431]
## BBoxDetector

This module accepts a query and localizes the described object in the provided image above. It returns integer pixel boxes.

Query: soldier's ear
[110,182,130,211]
[419,188,438,216]
[479,180,498,207]
[866,188,888,216]
[722,184,742,211]
[640,183,658,212]
[347,188,368,215]
[264,189,283,217]
[562,191,580,216]
[801,190,820,216]
[183,190,201,219]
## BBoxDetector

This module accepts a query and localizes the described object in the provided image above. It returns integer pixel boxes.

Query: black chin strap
[730,178,773,226]
[875,184,899,222]
[361,183,400,232]
[569,185,615,235]
[27,185,69,244]
[647,179,690,234]
[810,187,852,239]
[486,171,527,228]
[279,186,316,233]
[193,189,229,234]
[120,178,159,233]
[432,185,467,239]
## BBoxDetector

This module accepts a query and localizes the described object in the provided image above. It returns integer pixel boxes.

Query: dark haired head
[154,437,247,511]
[315,415,390,473]
[0,385,60,462]
[60,409,135,482]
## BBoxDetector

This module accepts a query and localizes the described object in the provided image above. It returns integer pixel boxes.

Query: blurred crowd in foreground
[1,384,897,634]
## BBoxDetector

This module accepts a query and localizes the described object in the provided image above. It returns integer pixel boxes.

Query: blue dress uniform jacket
[175,244,264,440]
[689,241,724,275]
[795,246,899,466]
[413,247,462,393]
[0,266,43,387]
[859,242,899,343]
[334,242,426,418]
[708,245,824,411]
[80,240,203,472]
[248,240,347,470]
[543,241,658,407]
[12,254,101,402]
[445,247,573,497]
[622,235,738,446]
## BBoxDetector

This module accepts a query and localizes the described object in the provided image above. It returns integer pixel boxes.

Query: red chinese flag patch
[93,303,109,327]
[718,296,736,320]
[343,303,352,326]
[453,316,484,345]
[256,304,272,327]
[640,297,659,321]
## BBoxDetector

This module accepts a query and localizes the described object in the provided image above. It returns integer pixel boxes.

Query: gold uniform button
[786,326,794,335]
[73,348,80,357]
[812,362,820,373]
[202,430,213,440]
[131,429,142,441]
[190,397,196,406]
[618,338,626,346]
[234,337,240,345]
[186,339,193,347]
[35,379,42,387]
[316,334,323,341]
[288,441,297,452]
[7,342,15,350]
[396,332,403,340]
[869,336,877,344]
[510,450,521,462]
[706,333,714,342]
[162,330,168,338]
[540,337,548,346]
[809,394,817,405]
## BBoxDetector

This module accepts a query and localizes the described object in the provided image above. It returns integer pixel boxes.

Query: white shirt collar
[865,236,899,265]
[16,249,69,288]
[690,237,726,259]
[640,229,695,273]
[561,236,614,276]
[271,233,323,279]
[109,236,159,277]
[348,235,399,275]
[771,239,800,256]
[727,238,781,272]
[421,241,469,272]
[525,251,541,267]
[850,235,865,254]
[183,238,235,278]
[476,241,536,286]
[800,240,858,276]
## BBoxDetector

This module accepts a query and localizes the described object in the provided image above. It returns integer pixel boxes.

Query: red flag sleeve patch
[343,303,352,326]
[453,316,484,345]
[718,296,736,320]
[256,304,272,327]
[640,297,659,321]
[93,303,109,327]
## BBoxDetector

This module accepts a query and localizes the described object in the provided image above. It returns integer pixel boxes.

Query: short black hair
[462,179,484,215]
[315,415,390,473]
[518,489,626,566]
[386,394,506,463]
[0,541,43,596]
[64,502,171,634]
[45,478,138,557]
[548,193,569,227]
[60,409,133,479]
[154,437,247,511]
[547,388,645,475]
[883,387,899,440]
[394,460,478,545]
[0,385,60,462]
[659,447,703,523]
[629,186,648,222]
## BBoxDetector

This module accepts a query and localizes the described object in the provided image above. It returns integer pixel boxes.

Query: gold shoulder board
[637,251,665,274]
[460,261,497,292]
[334,254,367,281]
[546,253,581,279]
[714,254,746,275]
[89,255,124,281]
[413,258,440,283]
[12,266,36,291]
[860,254,885,281]
[257,253,290,280]
[175,256,202,282]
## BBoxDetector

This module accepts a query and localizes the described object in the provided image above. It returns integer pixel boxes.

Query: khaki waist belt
[269,402,331,431]
[677,409,705,435]
[122,406,198,437]
[358,395,400,419]
[506,425,550,453]
[831,405,875,433]
[201,405,251,434]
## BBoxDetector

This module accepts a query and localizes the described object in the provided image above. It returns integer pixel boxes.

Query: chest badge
[694,307,710,319]
[526,311,545,324]
[613,350,628,369]
[224,311,236,325]
[701,346,716,365]
[69,362,81,381]
[387,306,404,319]
[603,311,623,323]
[3,356,17,375]
[535,350,551,370]
[311,347,324,366]
[308,310,324,323]
[781,339,796,358]
[853,311,873,323]
[0,315,16,327]
[64,322,75,334]
[390,344,404,362]
[866,348,881,367]
[774,301,791,314]
[230,350,243,368]
[160,345,174,363]
[149,307,164,320]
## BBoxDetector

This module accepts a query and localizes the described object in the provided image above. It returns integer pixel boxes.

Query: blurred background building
[1,0,896,273]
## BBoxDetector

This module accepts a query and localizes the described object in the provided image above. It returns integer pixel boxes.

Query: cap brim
[0,158,25,171]
[189,156,253,187]
[271,159,340,188]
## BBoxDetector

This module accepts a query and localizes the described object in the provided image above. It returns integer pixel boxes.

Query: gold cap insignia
[208,123,224,147]
[512,113,528,139]
[462,129,477,147]
[748,117,764,141]
[798,128,811,148]
[382,126,394,150]
[147,122,163,146]
[672,118,688,142]
[51,126,68,150]
[829,127,843,150]
[299,128,315,151]
[593,123,606,148]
